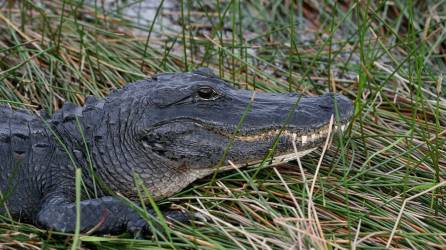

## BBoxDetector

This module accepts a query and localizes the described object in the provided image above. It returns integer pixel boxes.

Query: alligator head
[87,68,353,200]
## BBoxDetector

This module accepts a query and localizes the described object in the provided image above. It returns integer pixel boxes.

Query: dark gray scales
[0,68,353,235]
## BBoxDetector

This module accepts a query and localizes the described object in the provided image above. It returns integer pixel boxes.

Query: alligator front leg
[35,196,190,235]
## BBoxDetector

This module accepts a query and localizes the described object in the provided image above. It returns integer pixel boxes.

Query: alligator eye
[196,86,219,100]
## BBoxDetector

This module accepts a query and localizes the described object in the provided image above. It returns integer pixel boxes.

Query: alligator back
[0,105,53,220]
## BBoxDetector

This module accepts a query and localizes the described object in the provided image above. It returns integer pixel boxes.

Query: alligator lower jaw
[268,147,318,163]
[217,122,350,170]
[190,147,318,179]
[215,147,317,172]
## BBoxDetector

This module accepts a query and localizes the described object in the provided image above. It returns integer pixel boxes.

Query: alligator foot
[126,209,198,237]
[36,195,197,236]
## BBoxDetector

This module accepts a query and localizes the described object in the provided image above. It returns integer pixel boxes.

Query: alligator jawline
[149,119,348,146]
[228,122,348,144]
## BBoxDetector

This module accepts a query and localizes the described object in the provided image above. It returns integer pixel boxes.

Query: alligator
[0,68,353,235]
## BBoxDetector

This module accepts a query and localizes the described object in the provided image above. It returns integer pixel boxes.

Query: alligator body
[0,68,353,234]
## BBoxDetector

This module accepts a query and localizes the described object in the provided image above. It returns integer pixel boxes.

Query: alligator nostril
[318,104,332,112]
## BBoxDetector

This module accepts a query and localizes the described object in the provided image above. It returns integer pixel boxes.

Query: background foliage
[0,0,445,249]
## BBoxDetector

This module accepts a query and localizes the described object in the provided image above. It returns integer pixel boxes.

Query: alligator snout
[316,93,354,123]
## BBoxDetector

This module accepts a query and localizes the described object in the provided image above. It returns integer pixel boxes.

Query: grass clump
[0,0,445,249]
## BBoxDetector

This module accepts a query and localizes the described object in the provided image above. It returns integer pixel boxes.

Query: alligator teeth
[232,123,347,143]
[334,124,348,132]
[311,133,317,141]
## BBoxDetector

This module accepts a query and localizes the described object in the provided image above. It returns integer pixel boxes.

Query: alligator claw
[164,210,197,223]
[126,209,199,237]
[191,212,208,222]
[126,215,150,236]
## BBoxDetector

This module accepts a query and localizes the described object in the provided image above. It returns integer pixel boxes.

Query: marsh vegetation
[0,0,445,249]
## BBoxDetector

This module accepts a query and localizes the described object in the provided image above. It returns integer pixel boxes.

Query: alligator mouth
[211,117,349,149]
[215,121,350,170]
[146,118,349,149]
[148,117,349,144]
[146,119,350,180]
[232,123,348,143]
[145,118,350,169]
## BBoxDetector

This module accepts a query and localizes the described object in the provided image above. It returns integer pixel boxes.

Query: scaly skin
[0,68,353,235]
